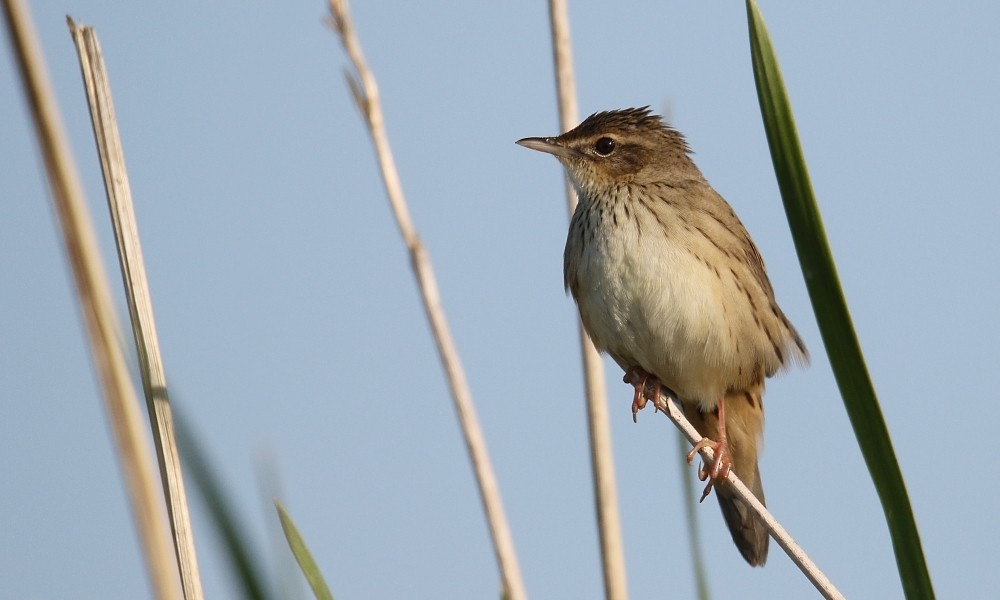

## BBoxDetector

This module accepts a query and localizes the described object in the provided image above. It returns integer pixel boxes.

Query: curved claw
[630,382,646,423]
[684,395,734,502]
[686,436,733,503]
[624,366,661,423]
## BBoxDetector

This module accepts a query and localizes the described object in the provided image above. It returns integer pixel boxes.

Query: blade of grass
[676,434,711,600]
[275,502,335,600]
[175,411,273,600]
[256,452,305,600]
[745,2,935,599]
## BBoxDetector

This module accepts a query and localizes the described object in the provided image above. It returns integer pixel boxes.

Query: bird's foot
[623,366,663,422]
[686,436,733,502]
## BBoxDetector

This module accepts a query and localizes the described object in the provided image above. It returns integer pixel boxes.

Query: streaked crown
[517,107,700,196]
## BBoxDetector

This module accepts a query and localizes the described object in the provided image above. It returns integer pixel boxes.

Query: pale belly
[571,215,744,409]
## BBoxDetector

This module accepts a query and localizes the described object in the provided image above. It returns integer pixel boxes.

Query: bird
[516,107,808,566]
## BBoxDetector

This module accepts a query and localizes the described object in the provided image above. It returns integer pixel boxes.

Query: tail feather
[683,386,769,566]
[716,462,768,566]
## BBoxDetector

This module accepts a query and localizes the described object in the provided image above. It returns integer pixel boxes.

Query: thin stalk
[67,19,204,600]
[326,2,527,599]
[545,2,627,599]
[2,2,180,598]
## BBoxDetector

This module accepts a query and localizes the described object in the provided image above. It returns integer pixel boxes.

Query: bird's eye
[594,137,616,156]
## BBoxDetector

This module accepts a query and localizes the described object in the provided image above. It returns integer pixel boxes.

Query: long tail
[683,385,769,566]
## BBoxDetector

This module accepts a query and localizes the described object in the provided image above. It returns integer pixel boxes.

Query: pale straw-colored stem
[546,2,628,599]
[2,2,181,598]
[326,2,527,599]
[649,389,846,600]
[67,19,204,600]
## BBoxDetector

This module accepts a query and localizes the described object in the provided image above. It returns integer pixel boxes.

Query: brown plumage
[518,107,808,566]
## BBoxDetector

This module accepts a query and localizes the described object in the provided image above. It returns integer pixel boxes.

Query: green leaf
[275,501,335,600]
[745,2,935,599]
[174,410,273,600]
[678,433,712,600]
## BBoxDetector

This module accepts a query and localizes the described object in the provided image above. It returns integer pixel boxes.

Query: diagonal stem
[650,389,845,600]
[67,20,204,600]
[326,2,527,599]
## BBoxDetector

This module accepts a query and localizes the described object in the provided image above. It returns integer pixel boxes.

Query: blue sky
[3,1,998,599]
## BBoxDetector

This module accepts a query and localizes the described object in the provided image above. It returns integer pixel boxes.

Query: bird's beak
[516,136,577,160]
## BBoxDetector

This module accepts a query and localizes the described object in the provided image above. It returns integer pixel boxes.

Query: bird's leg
[623,366,662,423]
[686,395,733,502]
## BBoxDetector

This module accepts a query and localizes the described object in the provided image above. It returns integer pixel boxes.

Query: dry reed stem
[2,2,181,598]
[545,2,627,599]
[67,19,204,600]
[326,2,527,599]
[650,390,846,600]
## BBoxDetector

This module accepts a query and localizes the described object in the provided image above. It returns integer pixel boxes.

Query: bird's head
[517,107,698,198]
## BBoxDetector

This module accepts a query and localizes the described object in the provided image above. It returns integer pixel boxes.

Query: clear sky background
[3,2,998,599]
